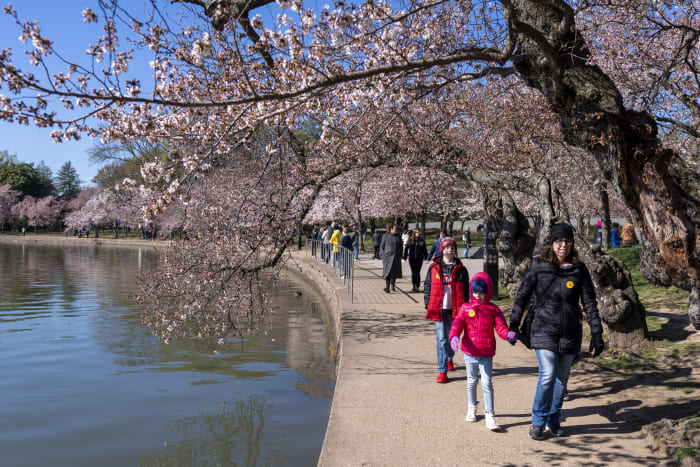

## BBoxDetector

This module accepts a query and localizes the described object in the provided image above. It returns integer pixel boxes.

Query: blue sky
[0,3,106,184]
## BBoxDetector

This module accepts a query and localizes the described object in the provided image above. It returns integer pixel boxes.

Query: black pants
[385,276,396,288]
[373,245,380,259]
[409,258,423,288]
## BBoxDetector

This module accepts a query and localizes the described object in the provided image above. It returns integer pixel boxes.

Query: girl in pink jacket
[449,272,508,431]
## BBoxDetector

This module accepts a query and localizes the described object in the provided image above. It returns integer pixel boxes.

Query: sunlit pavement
[292,249,663,467]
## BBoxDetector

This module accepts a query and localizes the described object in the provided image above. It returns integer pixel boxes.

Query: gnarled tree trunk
[482,188,536,299]
[510,0,700,328]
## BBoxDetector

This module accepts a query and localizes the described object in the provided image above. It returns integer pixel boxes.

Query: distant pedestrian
[322,222,334,263]
[372,228,382,260]
[21,227,25,237]
[403,229,428,292]
[449,273,508,430]
[427,230,446,261]
[462,227,471,259]
[424,237,469,383]
[401,228,410,247]
[340,225,353,276]
[593,220,602,247]
[349,225,359,260]
[330,224,342,264]
[380,224,403,293]
[621,217,636,245]
[611,223,621,247]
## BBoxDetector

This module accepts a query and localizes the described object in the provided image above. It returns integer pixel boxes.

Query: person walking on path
[449,272,509,431]
[507,223,604,440]
[423,237,469,383]
[340,225,353,277]
[322,222,334,263]
[462,227,471,259]
[349,225,360,260]
[330,224,342,264]
[380,223,403,293]
[372,228,382,260]
[427,230,446,261]
[403,229,428,292]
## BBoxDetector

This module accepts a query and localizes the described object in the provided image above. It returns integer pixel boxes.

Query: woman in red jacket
[449,272,508,431]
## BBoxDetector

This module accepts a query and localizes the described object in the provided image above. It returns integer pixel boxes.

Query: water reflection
[0,242,335,466]
[140,397,285,467]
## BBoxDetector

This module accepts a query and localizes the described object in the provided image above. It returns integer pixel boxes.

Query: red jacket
[449,272,508,357]
[424,255,469,321]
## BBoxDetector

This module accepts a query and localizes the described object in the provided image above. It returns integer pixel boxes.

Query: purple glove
[450,336,459,352]
[507,331,518,345]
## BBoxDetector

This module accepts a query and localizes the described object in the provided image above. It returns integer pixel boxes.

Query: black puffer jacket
[509,259,602,354]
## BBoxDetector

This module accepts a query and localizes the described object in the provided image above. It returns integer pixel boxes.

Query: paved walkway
[292,250,663,466]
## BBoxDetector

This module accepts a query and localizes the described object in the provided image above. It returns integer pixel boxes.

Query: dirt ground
[563,305,700,466]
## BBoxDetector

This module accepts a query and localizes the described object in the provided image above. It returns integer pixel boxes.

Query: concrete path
[292,251,663,466]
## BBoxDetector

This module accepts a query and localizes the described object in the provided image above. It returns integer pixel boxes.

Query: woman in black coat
[507,224,604,440]
[380,224,403,292]
[403,229,428,292]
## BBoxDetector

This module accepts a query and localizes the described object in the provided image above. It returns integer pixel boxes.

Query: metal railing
[306,239,354,303]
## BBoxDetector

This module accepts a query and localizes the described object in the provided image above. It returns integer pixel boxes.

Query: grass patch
[676,448,697,460]
[606,245,690,303]
[597,356,644,371]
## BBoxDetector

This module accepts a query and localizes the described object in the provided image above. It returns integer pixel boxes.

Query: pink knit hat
[597,220,602,227]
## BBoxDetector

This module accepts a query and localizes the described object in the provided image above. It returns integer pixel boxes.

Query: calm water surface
[0,241,335,466]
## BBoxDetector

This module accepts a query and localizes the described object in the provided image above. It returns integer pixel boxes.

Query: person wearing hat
[423,237,470,383]
[507,223,604,440]
[449,272,509,431]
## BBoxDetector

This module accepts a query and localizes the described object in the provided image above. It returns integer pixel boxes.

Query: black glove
[589,333,604,357]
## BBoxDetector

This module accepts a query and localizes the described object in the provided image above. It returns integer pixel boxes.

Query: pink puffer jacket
[449,272,508,357]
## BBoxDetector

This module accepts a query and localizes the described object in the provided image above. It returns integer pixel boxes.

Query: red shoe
[447,360,455,371]
[436,372,448,383]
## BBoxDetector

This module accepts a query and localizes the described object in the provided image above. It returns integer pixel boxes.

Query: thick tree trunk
[537,176,649,351]
[482,188,536,299]
[598,185,611,249]
[511,0,700,328]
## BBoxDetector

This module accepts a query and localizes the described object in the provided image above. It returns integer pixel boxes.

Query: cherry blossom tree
[1,0,698,338]
[0,184,19,231]
[11,195,64,232]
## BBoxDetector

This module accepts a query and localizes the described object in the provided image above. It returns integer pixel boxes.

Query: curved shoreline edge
[0,233,169,249]
[287,251,346,465]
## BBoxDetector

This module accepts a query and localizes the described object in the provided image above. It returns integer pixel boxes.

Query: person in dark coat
[403,229,428,292]
[380,224,403,293]
[427,230,446,261]
[372,228,382,259]
[507,223,604,440]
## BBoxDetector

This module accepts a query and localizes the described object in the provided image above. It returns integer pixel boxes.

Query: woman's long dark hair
[540,243,579,265]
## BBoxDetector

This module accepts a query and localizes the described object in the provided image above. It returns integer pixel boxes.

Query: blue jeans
[353,245,359,259]
[465,355,494,413]
[435,310,454,372]
[532,349,575,426]
[462,247,469,259]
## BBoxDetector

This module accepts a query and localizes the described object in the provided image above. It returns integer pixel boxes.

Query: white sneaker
[485,413,500,431]
[465,404,477,422]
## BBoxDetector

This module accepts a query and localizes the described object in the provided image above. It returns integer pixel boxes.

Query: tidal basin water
[0,241,335,466]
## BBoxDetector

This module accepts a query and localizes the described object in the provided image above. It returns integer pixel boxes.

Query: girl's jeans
[532,349,575,426]
[435,310,454,372]
[464,355,494,413]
